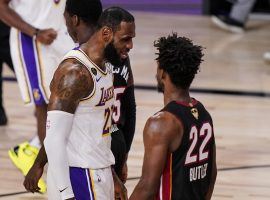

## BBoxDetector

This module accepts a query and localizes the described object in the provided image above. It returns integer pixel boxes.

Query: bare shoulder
[54,58,91,82]
[51,58,93,95]
[48,58,94,112]
[144,111,183,149]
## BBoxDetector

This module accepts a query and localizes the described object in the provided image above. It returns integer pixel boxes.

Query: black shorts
[111,129,126,177]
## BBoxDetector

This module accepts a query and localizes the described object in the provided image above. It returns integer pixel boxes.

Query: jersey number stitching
[185,122,212,165]
[112,87,125,123]
[102,106,113,136]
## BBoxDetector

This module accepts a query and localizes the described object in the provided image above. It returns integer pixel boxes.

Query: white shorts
[47,166,114,200]
[9,27,74,105]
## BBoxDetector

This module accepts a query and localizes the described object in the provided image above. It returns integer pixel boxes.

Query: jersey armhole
[62,56,96,101]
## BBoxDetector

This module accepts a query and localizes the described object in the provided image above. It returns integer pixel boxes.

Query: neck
[81,31,106,69]
[163,84,191,105]
[77,25,95,45]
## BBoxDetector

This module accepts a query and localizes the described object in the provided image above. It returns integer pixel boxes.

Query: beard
[104,41,122,67]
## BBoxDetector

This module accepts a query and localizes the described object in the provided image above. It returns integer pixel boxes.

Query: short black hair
[97,7,134,32]
[154,33,203,89]
[65,0,102,26]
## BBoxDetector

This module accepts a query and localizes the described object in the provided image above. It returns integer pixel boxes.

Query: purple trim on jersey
[70,167,94,200]
[73,46,80,50]
[20,33,46,105]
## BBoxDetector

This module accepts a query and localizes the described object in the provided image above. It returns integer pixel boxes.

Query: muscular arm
[0,0,37,36]
[122,58,136,153]
[129,112,182,200]
[44,59,93,199]
[0,0,57,44]
[48,59,92,112]
[24,60,93,196]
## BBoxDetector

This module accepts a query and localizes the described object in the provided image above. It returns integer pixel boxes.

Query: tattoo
[48,59,93,113]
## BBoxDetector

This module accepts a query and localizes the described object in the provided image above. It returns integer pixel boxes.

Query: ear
[71,15,80,26]
[102,26,113,43]
[160,68,166,80]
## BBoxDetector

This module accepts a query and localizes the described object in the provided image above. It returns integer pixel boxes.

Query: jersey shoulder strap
[62,49,96,100]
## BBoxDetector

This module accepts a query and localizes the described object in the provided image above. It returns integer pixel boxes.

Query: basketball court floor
[0,12,270,199]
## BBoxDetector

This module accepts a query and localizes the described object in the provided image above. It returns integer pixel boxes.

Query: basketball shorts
[111,128,126,177]
[9,27,74,105]
[47,166,114,200]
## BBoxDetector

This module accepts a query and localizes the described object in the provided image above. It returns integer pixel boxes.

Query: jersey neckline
[175,98,198,107]
[78,48,107,75]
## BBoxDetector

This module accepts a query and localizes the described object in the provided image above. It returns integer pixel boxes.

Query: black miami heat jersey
[157,99,215,200]
[111,57,136,152]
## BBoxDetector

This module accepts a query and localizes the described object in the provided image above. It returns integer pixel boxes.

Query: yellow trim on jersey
[35,40,49,101]
[102,132,111,137]
[78,49,108,75]
[17,31,31,104]
[63,56,96,102]
[89,169,97,200]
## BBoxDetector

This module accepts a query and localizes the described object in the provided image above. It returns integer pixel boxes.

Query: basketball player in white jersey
[0,0,74,192]
[21,1,128,199]
[42,6,130,199]
[24,2,135,199]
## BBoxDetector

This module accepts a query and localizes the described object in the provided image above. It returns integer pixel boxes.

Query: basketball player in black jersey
[130,33,217,200]
[104,9,136,183]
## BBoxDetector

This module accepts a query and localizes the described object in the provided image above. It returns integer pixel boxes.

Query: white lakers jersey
[9,0,67,30]
[62,49,115,169]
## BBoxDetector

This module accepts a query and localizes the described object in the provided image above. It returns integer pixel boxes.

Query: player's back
[61,49,115,169]
[158,99,215,200]
[9,0,66,30]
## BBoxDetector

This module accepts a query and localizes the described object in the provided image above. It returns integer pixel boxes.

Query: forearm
[33,145,47,168]
[123,85,136,152]
[129,179,156,200]
[0,2,36,36]
[44,111,74,199]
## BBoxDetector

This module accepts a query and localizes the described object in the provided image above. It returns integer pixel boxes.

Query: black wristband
[34,28,40,37]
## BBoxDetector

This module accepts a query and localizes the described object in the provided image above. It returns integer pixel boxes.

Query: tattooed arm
[24,59,93,198]
[48,58,93,112]
[45,59,93,199]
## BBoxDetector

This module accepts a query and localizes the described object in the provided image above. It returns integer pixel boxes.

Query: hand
[36,28,57,45]
[119,162,128,184]
[23,163,44,193]
[114,174,128,200]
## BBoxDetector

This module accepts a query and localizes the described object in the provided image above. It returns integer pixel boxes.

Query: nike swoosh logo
[96,76,102,82]
[59,187,68,193]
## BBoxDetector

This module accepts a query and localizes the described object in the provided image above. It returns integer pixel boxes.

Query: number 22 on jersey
[185,122,213,165]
